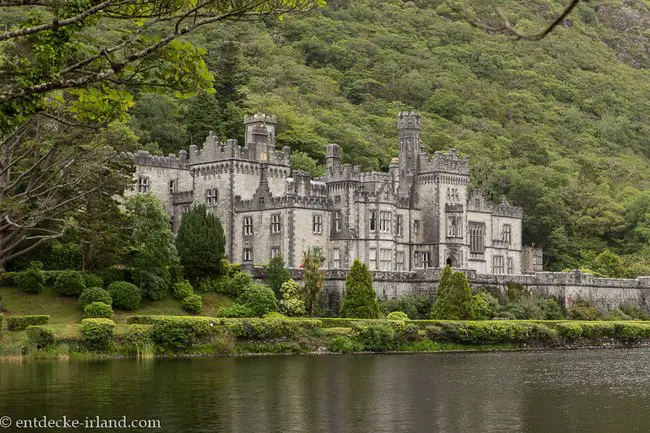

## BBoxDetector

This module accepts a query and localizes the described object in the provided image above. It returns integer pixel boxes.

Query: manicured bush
[0,272,18,287]
[82,273,104,290]
[43,270,64,286]
[108,281,141,311]
[425,325,446,341]
[54,270,87,296]
[542,298,566,320]
[26,326,55,349]
[279,279,306,317]
[230,272,253,297]
[215,303,255,318]
[468,292,500,320]
[223,318,321,339]
[150,317,218,352]
[79,287,112,309]
[15,267,46,294]
[119,325,153,354]
[83,302,114,319]
[173,280,194,300]
[7,315,50,331]
[81,318,116,350]
[328,336,362,353]
[394,294,433,320]
[181,294,203,315]
[431,266,473,320]
[238,283,278,317]
[395,323,422,345]
[340,259,381,319]
[387,311,409,321]
[351,323,396,351]
[555,322,583,340]
[613,323,650,342]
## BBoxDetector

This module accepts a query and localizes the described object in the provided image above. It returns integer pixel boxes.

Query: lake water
[1,349,649,432]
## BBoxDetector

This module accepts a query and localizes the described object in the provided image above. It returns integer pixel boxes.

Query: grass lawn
[0,286,234,325]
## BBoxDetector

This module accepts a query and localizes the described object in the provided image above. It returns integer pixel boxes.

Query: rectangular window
[243,216,253,236]
[333,248,341,269]
[270,247,280,259]
[169,179,177,195]
[335,195,341,203]
[396,251,405,271]
[334,211,342,232]
[182,204,190,214]
[243,248,252,262]
[492,255,505,274]
[138,176,150,193]
[447,216,463,237]
[312,214,323,234]
[507,257,514,274]
[368,248,377,271]
[206,188,218,206]
[533,254,543,266]
[369,210,377,232]
[380,248,392,271]
[469,222,485,253]
[379,211,392,233]
[414,251,421,268]
[414,220,420,234]
[271,213,281,234]
[396,215,403,237]
[422,252,431,269]
[503,224,512,244]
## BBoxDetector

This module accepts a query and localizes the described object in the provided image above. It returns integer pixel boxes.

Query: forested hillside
[126,0,650,273]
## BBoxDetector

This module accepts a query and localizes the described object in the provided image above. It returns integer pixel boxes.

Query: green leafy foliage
[15,267,46,294]
[279,279,307,316]
[216,303,256,318]
[26,326,55,349]
[107,281,141,311]
[175,205,226,285]
[468,292,500,320]
[6,315,50,331]
[81,318,116,351]
[173,281,194,300]
[53,270,87,297]
[266,254,291,297]
[150,317,218,352]
[238,284,278,317]
[387,311,409,321]
[302,247,325,317]
[340,259,381,319]
[83,302,114,319]
[568,297,601,320]
[181,294,203,315]
[230,272,254,297]
[79,287,113,309]
[431,267,472,320]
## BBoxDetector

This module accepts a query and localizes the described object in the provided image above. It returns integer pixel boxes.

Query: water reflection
[1,349,649,433]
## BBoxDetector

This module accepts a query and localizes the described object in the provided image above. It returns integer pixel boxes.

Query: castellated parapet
[129,112,535,276]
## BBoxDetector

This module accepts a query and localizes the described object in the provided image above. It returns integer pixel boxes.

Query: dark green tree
[302,247,325,317]
[185,92,221,146]
[131,94,188,155]
[267,254,290,297]
[175,204,226,286]
[431,266,473,320]
[340,259,381,319]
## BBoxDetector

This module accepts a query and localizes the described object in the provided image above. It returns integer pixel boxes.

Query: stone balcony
[171,190,194,205]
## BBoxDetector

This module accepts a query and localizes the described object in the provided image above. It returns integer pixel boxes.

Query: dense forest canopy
[3,0,650,275]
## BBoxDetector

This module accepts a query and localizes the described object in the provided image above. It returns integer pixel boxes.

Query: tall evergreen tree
[431,266,473,320]
[185,92,221,146]
[339,259,381,318]
[302,247,325,317]
[267,254,291,297]
[175,205,226,285]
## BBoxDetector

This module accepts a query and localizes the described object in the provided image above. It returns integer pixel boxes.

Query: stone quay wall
[246,266,650,312]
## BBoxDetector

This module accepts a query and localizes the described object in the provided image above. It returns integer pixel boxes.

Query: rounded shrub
[230,272,253,297]
[82,273,104,290]
[181,294,203,315]
[81,318,115,351]
[173,280,194,300]
[387,311,409,321]
[137,269,171,301]
[238,283,278,317]
[79,287,112,309]
[83,302,114,319]
[26,326,55,349]
[15,268,45,294]
[216,303,255,318]
[54,270,86,297]
[107,281,141,311]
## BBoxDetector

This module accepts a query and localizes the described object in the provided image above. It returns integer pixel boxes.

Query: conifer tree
[431,266,473,320]
[302,247,325,317]
[267,254,291,297]
[175,205,226,285]
[340,259,381,319]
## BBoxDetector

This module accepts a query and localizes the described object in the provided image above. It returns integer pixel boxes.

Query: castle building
[128,112,543,275]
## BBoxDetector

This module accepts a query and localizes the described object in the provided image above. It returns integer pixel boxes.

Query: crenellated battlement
[468,191,523,217]
[244,113,277,125]
[419,149,470,175]
[125,150,189,169]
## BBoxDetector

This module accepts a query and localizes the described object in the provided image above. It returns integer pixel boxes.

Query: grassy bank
[2,316,650,361]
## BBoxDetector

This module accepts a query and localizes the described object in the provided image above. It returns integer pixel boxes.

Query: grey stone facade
[127,112,543,275]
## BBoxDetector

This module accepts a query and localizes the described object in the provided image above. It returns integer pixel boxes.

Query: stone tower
[397,112,422,198]
[244,113,277,162]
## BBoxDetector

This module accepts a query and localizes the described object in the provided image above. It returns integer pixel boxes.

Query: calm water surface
[1,349,649,432]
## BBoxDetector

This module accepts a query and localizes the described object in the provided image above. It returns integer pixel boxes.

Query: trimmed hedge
[181,294,202,315]
[222,318,322,339]
[150,317,219,352]
[118,325,153,355]
[54,270,87,297]
[173,281,193,300]
[0,272,18,287]
[215,303,255,318]
[26,326,55,348]
[387,311,409,321]
[81,318,115,350]
[15,268,45,293]
[107,281,141,311]
[7,315,50,331]
[83,302,114,319]
[79,287,112,309]
[0,313,4,330]
[82,273,104,289]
